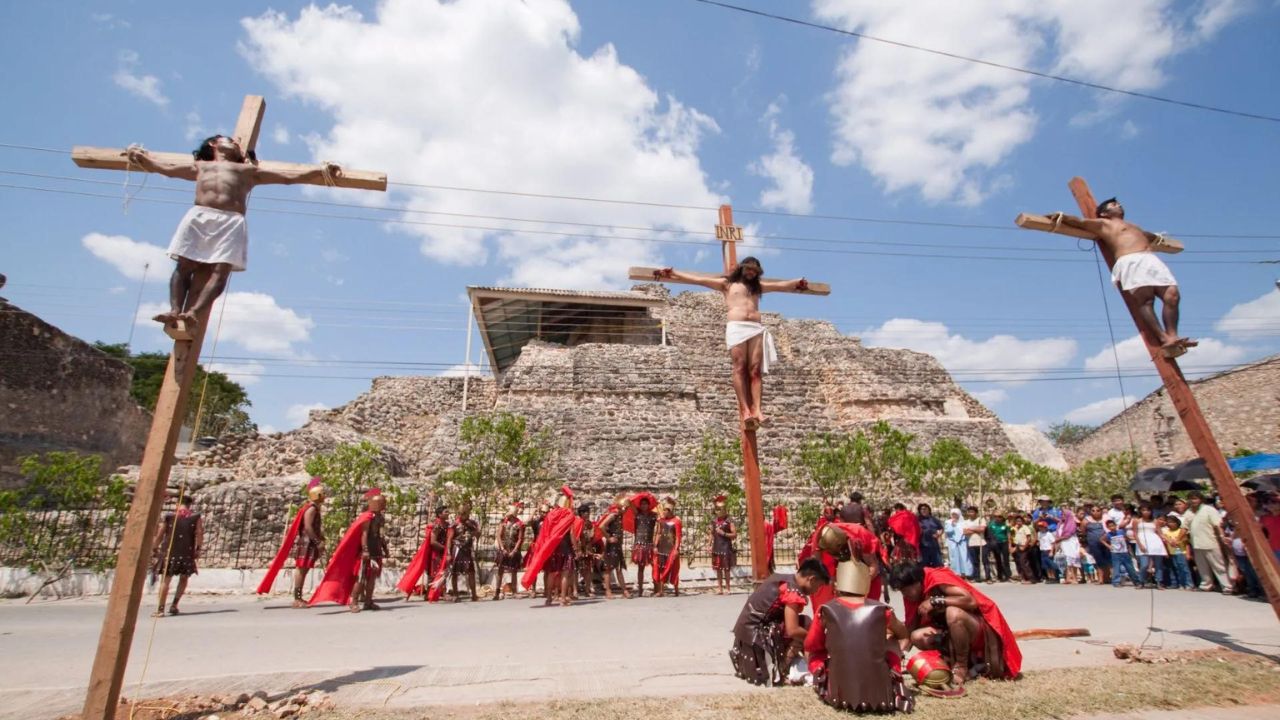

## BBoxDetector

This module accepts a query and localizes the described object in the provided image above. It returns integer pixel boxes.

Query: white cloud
[319,248,348,264]
[82,233,170,281]
[137,291,314,355]
[1084,334,1251,374]
[970,388,1008,406]
[205,360,266,386]
[811,0,1250,204]
[239,0,724,290]
[1215,289,1280,340]
[437,362,482,378]
[272,125,291,145]
[1064,394,1138,424]
[184,112,205,142]
[1120,120,1140,140]
[861,318,1078,383]
[257,424,279,435]
[91,13,131,30]
[114,50,169,107]
[285,402,328,428]
[749,101,814,214]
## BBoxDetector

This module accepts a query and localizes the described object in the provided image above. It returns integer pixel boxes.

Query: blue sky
[2,0,1277,436]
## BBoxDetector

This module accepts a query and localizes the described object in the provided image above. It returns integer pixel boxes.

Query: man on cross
[655,257,808,430]
[1049,198,1195,357]
[126,136,340,331]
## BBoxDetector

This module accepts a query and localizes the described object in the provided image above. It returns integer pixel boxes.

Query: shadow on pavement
[1175,628,1280,661]
[298,665,422,694]
[168,609,238,617]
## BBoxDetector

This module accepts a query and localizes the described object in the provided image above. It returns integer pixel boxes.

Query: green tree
[677,431,743,516]
[790,421,926,508]
[918,438,980,510]
[0,452,130,599]
[1066,451,1140,503]
[1045,421,1096,447]
[790,432,860,503]
[94,341,255,437]
[439,413,556,507]
[305,441,417,543]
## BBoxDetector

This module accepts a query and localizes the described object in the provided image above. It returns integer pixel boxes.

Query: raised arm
[1049,212,1110,237]
[759,277,809,294]
[126,147,197,182]
[253,162,341,186]
[653,267,728,292]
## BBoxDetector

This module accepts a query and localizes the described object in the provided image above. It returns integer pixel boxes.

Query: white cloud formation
[1215,289,1280,340]
[861,318,1078,383]
[272,124,291,145]
[137,291,314,355]
[970,388,1008,406]
[811,0,1248,204]
[239,0,724,290]
[91,13,131,30]
[205,360,266,386]
[749,101,814,214]
[1083,335,1251,374]
[437,362,482,378]
[1064,394,1138,424]
[82,233,170,281]
[285,402,329,429]
[114,50,169,107]
[184,111,205,142]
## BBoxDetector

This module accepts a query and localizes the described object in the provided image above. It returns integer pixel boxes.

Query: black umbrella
[1130,466,1173,493]
[1242,474,1280,494]
[1170,458,1212,484]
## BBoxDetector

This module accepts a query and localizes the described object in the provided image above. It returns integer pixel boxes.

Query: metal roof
[466,286,665,377]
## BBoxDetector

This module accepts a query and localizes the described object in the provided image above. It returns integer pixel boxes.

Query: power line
[3,144,1277,240]
[691,0,1280,124]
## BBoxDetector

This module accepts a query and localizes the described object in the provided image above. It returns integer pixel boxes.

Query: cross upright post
[629,205,829,581]
[1017,177,1280,621]
[76,96,387,720]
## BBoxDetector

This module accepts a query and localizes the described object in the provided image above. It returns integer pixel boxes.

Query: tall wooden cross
[73,95,387,720]
[1016,177,1280,621]
[629,204,830,581]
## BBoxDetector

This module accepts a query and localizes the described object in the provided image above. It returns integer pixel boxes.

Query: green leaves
[439,412,555,507]
[305,441,415,542]
[789,421,924,507]
[676,432,743,517]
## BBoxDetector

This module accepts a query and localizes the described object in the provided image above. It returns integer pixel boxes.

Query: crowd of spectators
[902,490,1280,599]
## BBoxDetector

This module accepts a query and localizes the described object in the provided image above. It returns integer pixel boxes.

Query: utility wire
[691,0,1280,124]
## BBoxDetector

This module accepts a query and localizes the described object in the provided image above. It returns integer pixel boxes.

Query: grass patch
[311,652,1280,720]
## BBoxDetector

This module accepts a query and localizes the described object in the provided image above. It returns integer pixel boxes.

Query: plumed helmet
[817,524,852,559]
[835,558,872,596]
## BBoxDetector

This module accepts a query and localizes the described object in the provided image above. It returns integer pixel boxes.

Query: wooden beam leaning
[1014,212,1184,254]
[71,147,389,192]
[81,285,215,720]
[1061,177,1280,621]
[627,267,831,295]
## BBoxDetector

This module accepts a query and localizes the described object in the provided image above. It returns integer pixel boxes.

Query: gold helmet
[555,484,575,509]
[835,558,873,596]
[661,496,677,513]
[817,523,852,559]
[612,492,631,511]
[306,477,325,502]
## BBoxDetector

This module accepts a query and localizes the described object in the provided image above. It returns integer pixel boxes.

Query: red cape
[888,509,921,551]
[520,506,576,589]
[763,505,787,569]
[397,520,452,601]
[622,492,659,533]
[652,517,682,582]
[308,511,374,607]
[256,501,311,594]
[823,521,884,602]
[906,567,1022,678]
[797,516,830,565]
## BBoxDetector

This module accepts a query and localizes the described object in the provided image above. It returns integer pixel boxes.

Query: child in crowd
[1081,550,1101,584]
[1037,520,1058,583]
[1106,519,1141,587]
[1160,515,1194,590]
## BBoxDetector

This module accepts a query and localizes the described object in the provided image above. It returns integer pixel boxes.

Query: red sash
[255,502,310,594]
[520,506,576,589]
[905,567,1022,678]
[307,511,373,607]
[652,517,682,582]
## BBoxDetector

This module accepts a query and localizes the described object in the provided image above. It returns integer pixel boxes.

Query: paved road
[1,584,1276,719]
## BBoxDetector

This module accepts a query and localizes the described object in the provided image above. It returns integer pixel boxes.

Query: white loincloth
[167,205,248,271]
[1111,251,1175,291]
[725,321,778,374]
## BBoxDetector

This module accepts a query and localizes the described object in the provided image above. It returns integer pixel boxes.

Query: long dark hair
[193,135,255,163]
[725,256,762,296]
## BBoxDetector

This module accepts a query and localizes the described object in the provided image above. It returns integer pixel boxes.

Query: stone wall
[1064,355,1280,466]
[0,299,151,486]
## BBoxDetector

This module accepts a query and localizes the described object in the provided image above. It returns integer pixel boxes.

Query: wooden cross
[1017,177,1280,621]
[74,95,387,720]
[629,204,829,581]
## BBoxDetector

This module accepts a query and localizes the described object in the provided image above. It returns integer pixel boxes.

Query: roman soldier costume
[729,573,809,686]
[257,478,326,604]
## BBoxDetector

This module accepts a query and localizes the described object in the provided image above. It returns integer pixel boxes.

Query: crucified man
[126,136,340,331]
[656,257,807,430]
[1049,198,1196,358]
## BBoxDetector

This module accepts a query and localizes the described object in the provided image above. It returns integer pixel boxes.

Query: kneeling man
[730,558,829,686]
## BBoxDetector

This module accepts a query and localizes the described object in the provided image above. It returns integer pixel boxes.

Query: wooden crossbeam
[1014,212,1183,254]
[71,147,388,191]
[628,266,831,295]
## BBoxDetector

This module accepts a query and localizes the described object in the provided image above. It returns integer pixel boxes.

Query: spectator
[1260,496,1280,564]
[1227,523,1263,599]
[1037,520,1059,583]
[1083,505,1111,585]
[963,506,988,582]
[986,511,1011,582]
[1106,519,1141,587]
[1185,491,1233,594]
[1054,502,1082,584]
[1160,515,1194,590]
[1010,514,1037,583]
[917,504,944,568]
[1132,505,1168,589]
[1031,496,1061,533]
[943,508,972,578]
[1081,549,1101,584]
